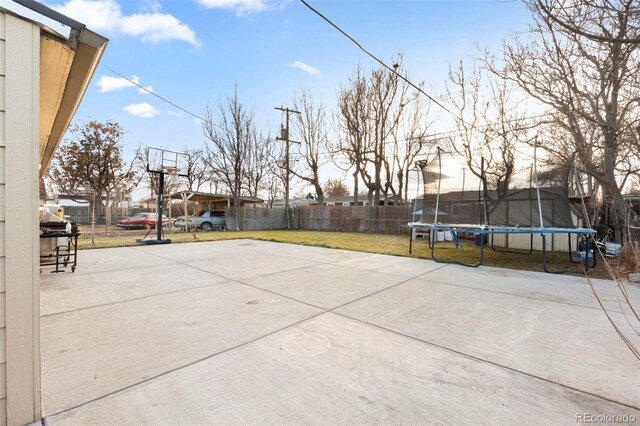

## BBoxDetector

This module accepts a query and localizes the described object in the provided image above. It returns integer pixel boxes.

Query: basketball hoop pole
[157,171,164,241]
[138,147,188,245]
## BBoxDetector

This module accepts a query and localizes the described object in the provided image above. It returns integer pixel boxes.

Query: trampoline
[408,148,597,273]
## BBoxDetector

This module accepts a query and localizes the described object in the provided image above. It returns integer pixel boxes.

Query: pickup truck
[173,210,226,231]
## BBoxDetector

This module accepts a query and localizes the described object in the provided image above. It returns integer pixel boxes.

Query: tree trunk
[234,193,240,231]
[104,191,111,236]
[91,191,96,245]
[353,170,359,205]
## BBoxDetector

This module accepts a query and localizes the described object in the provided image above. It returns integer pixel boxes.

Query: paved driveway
[40,239,640,424]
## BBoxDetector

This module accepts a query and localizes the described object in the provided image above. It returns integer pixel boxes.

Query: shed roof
[168,191,263,204]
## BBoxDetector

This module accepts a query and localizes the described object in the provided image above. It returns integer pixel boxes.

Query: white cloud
[124,102,161,118]
[140,0,162,12]
[120,13,199,45]
[288,61,321,77]
[96,75,135,92]
[49,0,199,45]
[95,74,153,94]
[197,0,270,16]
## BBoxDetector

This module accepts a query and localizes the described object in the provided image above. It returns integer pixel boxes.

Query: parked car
[174,210,226,231]
[116,213,171,230]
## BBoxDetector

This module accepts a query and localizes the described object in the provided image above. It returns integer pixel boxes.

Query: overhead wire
[299,0,466,125]
[298,1,563,149]
[101,64,207,122]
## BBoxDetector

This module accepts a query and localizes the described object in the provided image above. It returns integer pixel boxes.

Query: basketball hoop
[146,147,188,177]
[163,166,181,175]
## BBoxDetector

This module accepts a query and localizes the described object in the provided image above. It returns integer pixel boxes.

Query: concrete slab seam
[413,276,630,315]
[132,241,436,281]
[332,311,640,412]
[47,244,637,420]
[130,241,366,268]
[326,265,449,312]
[40,280,232,318]
[42,259,180,279]
[131,243,429,312]
[42,309,330,420]
[43,252,438,419]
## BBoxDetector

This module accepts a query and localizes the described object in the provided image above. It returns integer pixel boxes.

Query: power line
[395,111,552,144]
[102,62,553,153]
[101,64,207,122]
[299,0,466,124]
[299,0,559,135]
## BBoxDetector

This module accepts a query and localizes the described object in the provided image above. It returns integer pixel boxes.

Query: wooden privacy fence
[224,206,414,234]
[225,206,289,231]
[297,205,413,235]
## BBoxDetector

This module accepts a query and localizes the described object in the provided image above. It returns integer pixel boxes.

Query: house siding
[4,12,40,426]
[0,10,7,424]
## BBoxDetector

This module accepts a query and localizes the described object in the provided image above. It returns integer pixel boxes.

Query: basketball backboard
[146,147,189,177]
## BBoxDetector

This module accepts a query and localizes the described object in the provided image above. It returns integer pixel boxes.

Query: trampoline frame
[408,223,597,273]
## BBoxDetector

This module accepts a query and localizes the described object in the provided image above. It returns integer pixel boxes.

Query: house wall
[0,12,6,424]
[2,12,41,426]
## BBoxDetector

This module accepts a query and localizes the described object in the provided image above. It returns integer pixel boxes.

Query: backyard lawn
[77,228,616,279]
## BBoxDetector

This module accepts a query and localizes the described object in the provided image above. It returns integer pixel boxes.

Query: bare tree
[336,58,427,205]
[182,147,208,192]
[266,139,287,208]
[364,62,407,205]
[203,89,255,231]
[291,90,329,205]
[245,131,273,200]
[388,85,433,204]
[446,61,529,203]
[492,0,640,242]
[535,0,640,44]
[335,65,371,206]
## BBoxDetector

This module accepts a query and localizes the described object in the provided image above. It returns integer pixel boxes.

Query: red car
[116,213,171,230]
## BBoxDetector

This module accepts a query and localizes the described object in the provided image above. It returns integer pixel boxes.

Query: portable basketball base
[137,148,188,246]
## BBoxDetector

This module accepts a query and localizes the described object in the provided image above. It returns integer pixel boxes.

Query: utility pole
[275,106,301,229]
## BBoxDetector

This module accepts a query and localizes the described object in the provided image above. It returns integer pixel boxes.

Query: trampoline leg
[541,234,550,273]
[430,233,436,260]
[409,229,413,255]
[568,233,596,272]
[589,235,597,270]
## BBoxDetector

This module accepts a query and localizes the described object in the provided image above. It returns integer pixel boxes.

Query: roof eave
[39,27,108,176]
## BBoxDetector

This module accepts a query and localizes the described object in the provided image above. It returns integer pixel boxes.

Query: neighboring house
[51,193,134,209]
[322,195,401,206]
[323,196,369,206]
[48,194,135,224]
[167,191,263,212]
[0,1,107,424]
[271,197,316,208]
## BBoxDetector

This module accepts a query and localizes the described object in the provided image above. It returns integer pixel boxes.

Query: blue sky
[47,0,533,194]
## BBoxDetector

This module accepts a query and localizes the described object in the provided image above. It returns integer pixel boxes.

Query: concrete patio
[40,239,640,424]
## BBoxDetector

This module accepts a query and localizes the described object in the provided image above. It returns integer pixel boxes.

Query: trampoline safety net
[416,150,575,229]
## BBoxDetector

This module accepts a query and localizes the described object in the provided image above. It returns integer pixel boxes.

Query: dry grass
[614,240,640,280]
[77,227,613,278]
